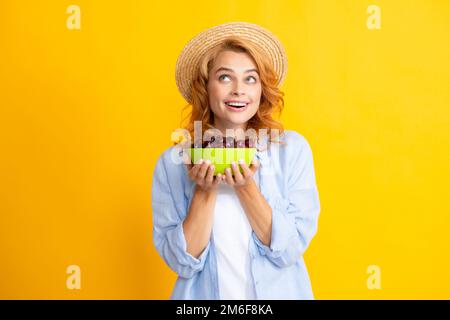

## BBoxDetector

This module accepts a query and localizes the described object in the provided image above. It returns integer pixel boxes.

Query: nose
[231,80,245,96]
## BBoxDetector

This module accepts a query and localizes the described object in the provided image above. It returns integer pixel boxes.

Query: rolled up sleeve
[253,134,321,268]
[152,153,210,278]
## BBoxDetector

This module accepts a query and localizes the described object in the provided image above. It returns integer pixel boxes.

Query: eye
[219,74,231,81]
[247,76,257,83]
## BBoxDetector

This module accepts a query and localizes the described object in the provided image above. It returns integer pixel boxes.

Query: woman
[152,22,321,299]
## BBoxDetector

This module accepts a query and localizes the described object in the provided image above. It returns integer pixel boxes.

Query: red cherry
[236,140,245,148]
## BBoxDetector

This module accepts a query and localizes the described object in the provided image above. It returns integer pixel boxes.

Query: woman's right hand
[185,159,222,192]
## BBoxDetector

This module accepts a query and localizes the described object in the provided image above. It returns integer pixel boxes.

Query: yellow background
[1,0,449,299]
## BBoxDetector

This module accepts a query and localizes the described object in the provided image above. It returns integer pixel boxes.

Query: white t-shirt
[212,181,257,300]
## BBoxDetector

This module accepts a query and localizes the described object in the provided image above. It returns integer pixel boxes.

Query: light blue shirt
[151,130,321,299]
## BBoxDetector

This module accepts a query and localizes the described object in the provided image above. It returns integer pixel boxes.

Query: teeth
[226,102,247,107]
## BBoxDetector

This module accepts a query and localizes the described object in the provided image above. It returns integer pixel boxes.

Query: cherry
[224,136,235,148]
[235,140,245,148]
[189,136,256,148]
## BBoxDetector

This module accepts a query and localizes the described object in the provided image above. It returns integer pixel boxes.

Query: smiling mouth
[224,102,249,109]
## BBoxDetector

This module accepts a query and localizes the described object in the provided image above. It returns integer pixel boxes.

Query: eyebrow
[215,67,259,74]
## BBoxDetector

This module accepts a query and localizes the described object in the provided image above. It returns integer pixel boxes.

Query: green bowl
[187,148,257,176]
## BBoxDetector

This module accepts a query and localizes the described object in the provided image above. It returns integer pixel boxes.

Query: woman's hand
[185,159,222,192]
[222,158,260,189]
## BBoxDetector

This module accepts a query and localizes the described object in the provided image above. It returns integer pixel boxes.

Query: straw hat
[175,21,288,103]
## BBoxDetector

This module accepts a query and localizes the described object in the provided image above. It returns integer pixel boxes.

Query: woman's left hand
[222,158,260,188]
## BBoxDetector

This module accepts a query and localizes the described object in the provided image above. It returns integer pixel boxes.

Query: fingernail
[205,160,211,165]
[231,161,236,166]
[238,159,244,164]
[198,159,203,164]
[226,168,231,173]
[210,165,215,170]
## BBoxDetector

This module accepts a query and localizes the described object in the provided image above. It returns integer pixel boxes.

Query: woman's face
[207,50,262,134]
